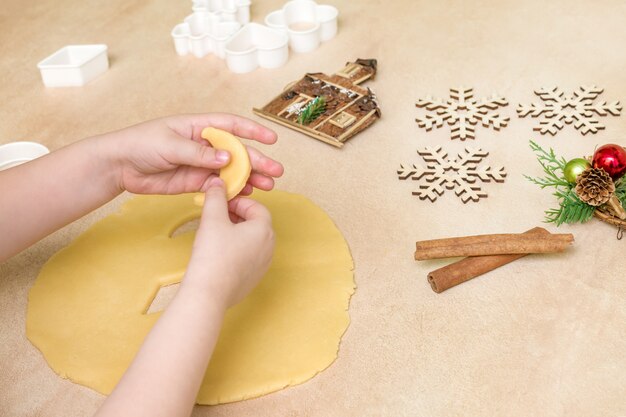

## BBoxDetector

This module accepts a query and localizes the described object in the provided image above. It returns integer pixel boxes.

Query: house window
[280,95,310,117]
[336,63,360,79]
[329,111,356,129]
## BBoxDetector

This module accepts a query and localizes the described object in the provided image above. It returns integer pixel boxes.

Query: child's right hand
[181,177,275,309]
[95,177,274,417]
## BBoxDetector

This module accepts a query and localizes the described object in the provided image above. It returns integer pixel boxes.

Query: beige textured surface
[1,0,626,416]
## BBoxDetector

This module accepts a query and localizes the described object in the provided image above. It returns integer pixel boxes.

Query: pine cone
[575,167,615,206]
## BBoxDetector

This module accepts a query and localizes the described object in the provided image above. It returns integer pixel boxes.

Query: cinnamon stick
[414,229,574,260]
[426,227,567,293]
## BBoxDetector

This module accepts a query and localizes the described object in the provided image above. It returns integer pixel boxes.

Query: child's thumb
[168,134,230,169]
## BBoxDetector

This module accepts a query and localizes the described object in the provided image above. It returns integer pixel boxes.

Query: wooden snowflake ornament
[397,146,507,203]
[415,87,510,141]
[517,86,622,136]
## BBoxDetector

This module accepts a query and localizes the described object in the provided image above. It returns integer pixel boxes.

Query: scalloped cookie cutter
[265,0,338,53]
[224,23,289,73]
[192,0,251,22]
[171,0,339,73]
[171,0,250,58]
[172,12,242,58]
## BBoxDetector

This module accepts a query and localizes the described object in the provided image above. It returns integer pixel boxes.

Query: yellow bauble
[26,191,355,404]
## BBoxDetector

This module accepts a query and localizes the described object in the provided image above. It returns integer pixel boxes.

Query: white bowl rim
[0,141,50,169]
[0,141,50,151]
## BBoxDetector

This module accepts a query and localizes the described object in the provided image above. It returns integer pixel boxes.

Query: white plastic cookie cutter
[265,0,338,53]
[171,0,251,58]
[191,0,251,21]
[172,12,242,58]
[37,45,109,87]
[224,23,289,73]
[171,0,339,73]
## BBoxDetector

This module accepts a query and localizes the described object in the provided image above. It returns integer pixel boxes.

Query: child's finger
[199,178,229,224]
[228,211,244,224]
[202,113,277,144]
[247,173,274,191]
[247,146,284,178]
[168,113,277,145]
[166,132,230,169]
[238,184,254,196]
[227,197,272,224]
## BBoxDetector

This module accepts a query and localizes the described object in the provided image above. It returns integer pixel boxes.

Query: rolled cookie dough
[26,190,355,404]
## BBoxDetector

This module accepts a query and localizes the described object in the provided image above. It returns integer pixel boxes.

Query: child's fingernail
[216,150,230,162]
[208,177,224,188]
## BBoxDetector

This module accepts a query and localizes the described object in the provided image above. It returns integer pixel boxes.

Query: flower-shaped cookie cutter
[265,0,338,53]
[224,23,289,73]
[171,0,251,58]
[191,0,251,22]
[172,11,242,58]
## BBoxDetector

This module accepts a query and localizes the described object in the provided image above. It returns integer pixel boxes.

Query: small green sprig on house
[297,96,326,125]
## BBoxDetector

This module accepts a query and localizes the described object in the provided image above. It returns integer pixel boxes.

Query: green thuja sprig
[297,96,326,125]
[526,140,595,225]
[545,188,595,226]
[524,140,570,189]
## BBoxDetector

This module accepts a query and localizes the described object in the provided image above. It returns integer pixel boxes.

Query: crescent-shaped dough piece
[201,127,251,201]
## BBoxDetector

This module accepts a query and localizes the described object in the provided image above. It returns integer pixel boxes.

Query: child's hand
[182,178,275,308]
[95,178,275,417]
[101,113,284,197]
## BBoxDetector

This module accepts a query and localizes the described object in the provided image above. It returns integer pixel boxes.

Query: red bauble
[592,144,626,180]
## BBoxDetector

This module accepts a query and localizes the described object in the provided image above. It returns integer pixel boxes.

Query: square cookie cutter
[37,45,109,87]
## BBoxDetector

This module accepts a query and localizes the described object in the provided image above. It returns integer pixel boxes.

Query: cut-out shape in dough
[27,191,355,405]
[201,127,251,200]
[145,282,181,314]
[170,218,200,238]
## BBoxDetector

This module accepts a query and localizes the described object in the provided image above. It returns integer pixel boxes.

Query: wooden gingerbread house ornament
[253,59,381,148]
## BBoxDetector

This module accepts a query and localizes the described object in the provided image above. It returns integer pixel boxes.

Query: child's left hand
[99,113,284,197]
